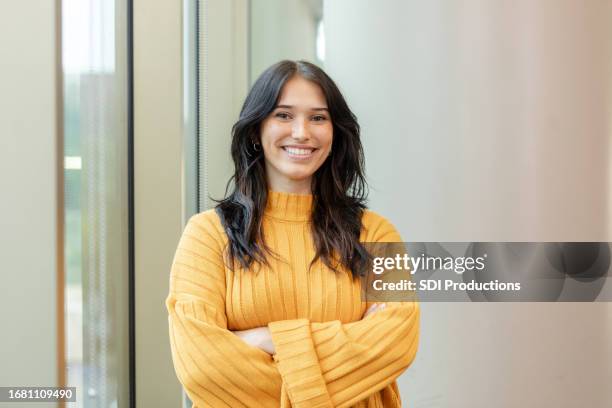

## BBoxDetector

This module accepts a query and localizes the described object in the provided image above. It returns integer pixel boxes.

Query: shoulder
[188,209,224,232]
[181,209,227,249]
[360,209,404,242]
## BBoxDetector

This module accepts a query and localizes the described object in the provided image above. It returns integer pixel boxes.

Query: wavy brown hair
[215,60,371,277]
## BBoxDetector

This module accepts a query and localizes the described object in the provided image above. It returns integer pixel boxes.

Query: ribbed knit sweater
[166,191,420,408]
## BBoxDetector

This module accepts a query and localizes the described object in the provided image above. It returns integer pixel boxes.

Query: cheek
[315,126,333,148]
[261,123,288,146]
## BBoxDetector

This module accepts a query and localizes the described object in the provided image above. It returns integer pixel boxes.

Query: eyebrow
[275,104,329,112]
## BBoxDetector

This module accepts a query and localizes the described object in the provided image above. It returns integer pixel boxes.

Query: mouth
[281,146,318,159]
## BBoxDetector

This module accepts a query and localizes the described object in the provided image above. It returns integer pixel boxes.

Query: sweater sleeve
[267,212,420,408]
[166,213,283,407]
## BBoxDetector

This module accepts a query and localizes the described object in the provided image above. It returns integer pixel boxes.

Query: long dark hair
[215,60,371,277]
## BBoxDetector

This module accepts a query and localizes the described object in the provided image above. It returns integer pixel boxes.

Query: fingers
[363,302,386,318]
[367,303,384,316]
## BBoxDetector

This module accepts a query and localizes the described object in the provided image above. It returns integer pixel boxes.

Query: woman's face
[260,75,333,194]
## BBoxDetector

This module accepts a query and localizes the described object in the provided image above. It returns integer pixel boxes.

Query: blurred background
[1,0,611,407]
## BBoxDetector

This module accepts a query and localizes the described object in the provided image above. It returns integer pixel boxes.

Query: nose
[291,118,309,141]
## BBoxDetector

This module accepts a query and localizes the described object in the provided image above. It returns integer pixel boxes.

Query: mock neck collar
[264,190,313,222]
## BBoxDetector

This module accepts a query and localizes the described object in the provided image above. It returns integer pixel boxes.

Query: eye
[275,111,292,120]
[312,115,328,122]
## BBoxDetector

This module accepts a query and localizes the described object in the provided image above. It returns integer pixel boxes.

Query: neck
[266,174,312,195]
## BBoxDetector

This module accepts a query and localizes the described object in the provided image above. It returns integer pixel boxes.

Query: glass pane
[62,0,130,406]
[249,0,324,83]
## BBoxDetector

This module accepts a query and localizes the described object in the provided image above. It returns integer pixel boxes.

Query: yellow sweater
[166,191,420,408]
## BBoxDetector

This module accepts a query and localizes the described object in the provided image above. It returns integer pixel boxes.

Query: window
[62,0,130,406]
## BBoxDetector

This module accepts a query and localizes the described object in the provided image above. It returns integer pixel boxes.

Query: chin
[285,171,315,182]
[274,166,312,181]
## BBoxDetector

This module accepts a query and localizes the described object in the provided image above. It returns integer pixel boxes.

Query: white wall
[325,1,612,407]
[0,0,60,404]
[326,0,611,242]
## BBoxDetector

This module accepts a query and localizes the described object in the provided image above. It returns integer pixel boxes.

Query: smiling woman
[165,60,420,408]
[260,76,333,193]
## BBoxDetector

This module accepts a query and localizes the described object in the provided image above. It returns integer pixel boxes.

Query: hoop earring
[253,142,261,152]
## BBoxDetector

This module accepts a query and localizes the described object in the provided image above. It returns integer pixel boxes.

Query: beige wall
[198,0,249,210]
[0,1,60,405]
[134,1,250,406]
[133,0,183,406]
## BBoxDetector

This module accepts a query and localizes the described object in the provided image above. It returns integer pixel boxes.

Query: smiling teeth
[284,147,313,155]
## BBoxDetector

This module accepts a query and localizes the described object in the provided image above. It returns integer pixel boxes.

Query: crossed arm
[232,303,388,355]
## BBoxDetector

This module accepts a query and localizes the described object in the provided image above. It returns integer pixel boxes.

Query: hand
[232,326,276,355]
[363,302,386,318]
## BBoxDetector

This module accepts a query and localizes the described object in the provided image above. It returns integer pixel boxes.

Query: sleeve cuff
[268,319,333,408]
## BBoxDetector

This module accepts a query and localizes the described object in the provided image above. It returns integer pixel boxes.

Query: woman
[166,60,419,408]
